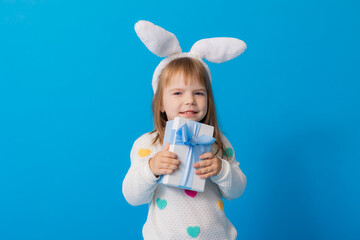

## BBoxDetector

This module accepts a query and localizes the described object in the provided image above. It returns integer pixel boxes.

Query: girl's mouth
[180,111,198,117]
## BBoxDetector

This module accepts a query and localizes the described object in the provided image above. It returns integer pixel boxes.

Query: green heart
[187,226,200,238]
[225,147,233,158]
[156,198,167,210]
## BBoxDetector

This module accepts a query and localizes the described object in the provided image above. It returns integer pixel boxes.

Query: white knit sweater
[122,131,246,239]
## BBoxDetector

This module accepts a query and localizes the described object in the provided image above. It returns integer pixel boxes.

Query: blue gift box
[158,117,215,192]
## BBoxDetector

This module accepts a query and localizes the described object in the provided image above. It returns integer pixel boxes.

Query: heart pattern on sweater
[184,190,197,198]
[217,199,224,212]
[225,147,233,158]
[187,226,200,238]
[156,198,167,210]
[138,148,151,157]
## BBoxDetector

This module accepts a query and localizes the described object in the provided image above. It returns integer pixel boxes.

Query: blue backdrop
[1,0,359,239]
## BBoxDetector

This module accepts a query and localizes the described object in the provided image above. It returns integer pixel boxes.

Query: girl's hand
[193,152,222,179]
[149,143,180,177]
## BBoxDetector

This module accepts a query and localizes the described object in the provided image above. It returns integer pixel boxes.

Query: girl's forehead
[165,72,205,88]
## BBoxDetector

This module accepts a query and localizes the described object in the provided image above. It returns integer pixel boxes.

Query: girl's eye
[195,92,204,96]
[173,92,182,95]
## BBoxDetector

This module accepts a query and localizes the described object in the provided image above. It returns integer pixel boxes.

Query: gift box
[158,117,215,192]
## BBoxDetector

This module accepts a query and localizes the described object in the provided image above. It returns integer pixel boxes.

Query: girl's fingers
[159,158,181,170]
[163,142,170,151]
[198,172,214,179]
[161,157,181,165]
[195,166,214,175]
[168,158,181,165]
[163,151,177,159]
[162,143,177,158]
[196,168,216,179]
[160,163,179,170]
[193,159,212,169]
[200,152,214,160]
[160,169,174,175]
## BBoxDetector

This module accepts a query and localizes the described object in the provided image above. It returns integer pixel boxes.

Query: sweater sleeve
[210,133,247,200]
[122,133,159,206]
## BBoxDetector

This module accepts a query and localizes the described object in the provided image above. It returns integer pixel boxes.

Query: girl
[123,21,247,239]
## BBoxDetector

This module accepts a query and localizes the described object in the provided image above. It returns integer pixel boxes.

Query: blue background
[1,0,359,239]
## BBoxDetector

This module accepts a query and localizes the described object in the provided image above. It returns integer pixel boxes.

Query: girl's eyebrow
[169,88,206,92]
[169,88,184,92]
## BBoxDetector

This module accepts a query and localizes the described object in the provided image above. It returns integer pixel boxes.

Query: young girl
[123,20,247,239]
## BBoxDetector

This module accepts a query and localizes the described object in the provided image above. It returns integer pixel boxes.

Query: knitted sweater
[122,131,246,239]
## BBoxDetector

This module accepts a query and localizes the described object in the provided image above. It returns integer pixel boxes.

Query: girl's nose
[185,93,196,105]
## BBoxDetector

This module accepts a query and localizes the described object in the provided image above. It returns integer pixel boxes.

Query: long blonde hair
[151,57,228,159]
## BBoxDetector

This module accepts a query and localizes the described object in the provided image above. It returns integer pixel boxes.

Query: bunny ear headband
[134,20,247,93]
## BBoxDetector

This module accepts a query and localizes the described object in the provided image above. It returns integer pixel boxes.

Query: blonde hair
[151,57,229,159]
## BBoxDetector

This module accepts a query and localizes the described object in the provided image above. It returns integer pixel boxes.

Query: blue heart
[156,198,167,210]
[187,226,200,238]
[225,147,233,158]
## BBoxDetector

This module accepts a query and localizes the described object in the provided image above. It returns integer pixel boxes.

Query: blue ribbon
[171,122,215,189]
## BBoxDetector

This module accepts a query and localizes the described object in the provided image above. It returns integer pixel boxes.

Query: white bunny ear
[190,37,246,63]
[135,20,182,57]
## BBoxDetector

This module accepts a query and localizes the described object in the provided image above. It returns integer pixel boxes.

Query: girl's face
[161,73,208,122]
